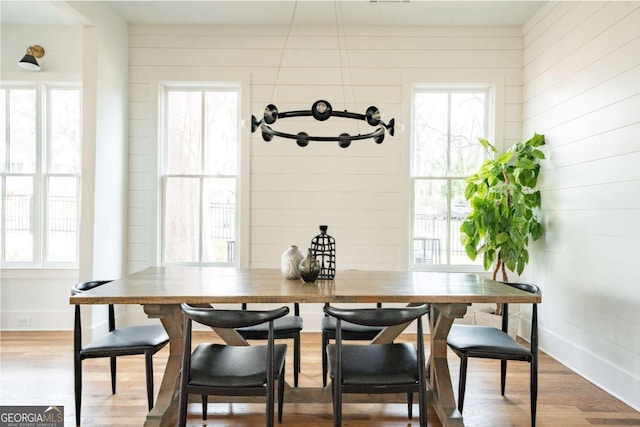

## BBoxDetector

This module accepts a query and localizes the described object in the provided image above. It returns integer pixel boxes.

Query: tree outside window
[162,88,239,265]
[411,88,489,269]
[1,85,81,266]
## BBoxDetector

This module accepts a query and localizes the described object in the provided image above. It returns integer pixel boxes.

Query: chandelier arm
[277,109,368,122]
[251,100,394,145]
[260,124,385,142]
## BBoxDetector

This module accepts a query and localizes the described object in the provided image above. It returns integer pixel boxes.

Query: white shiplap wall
[522,2,640,411]
[127,23,524,276]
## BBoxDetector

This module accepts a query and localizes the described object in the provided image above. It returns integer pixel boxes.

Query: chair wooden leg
[145,351,154,410]
[458,356,468,413]
[278,365,286,423]
[419,382,428,427]
[294,334,300,387]
[110,356,117,394]
[322,332,329,387]
[531,359,538,426]
[178,390,188,427]
[501,359,507,396]
[201,395,208,420]
[331,380,342,427]
[407,392,413,419]
[266,359,275,427]
[74,356,82,426]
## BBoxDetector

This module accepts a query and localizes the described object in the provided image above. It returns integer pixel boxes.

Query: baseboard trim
[539,324,640,412]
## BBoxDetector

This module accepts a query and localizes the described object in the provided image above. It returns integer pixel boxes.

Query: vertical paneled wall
[127,23,524,274]
[523,2,640,410]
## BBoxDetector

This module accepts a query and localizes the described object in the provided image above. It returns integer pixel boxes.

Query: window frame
[159,84,241,266]
[409,85,494,272]
[1,82,82,268]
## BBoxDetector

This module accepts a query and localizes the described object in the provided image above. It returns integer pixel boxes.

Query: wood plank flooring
[1,331,638,426]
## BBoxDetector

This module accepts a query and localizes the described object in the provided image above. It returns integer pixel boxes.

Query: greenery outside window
[161,86,239,265]
[411,87,490,270]
[1,84,81,267]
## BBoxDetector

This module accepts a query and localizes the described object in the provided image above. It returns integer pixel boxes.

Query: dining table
[69,266,541,427]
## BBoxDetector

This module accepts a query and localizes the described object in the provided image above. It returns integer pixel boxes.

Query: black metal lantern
[311,225,336,280]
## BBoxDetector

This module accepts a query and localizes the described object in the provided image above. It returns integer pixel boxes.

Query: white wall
[0,25,82,330]
[126,23,524,327]
[69,2,129,283]
[522,1,640,411]
[1,3,130,333]
[0,25,82,79]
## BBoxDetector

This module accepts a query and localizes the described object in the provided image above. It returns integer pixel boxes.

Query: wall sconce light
[18,45,45,71]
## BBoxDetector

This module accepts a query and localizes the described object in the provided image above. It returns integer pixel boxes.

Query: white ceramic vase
[281,245,304,279]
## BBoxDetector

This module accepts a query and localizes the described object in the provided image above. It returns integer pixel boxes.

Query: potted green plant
[460,133,545,324]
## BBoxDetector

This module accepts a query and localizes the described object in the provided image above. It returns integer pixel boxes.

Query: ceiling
[1,1,546,27]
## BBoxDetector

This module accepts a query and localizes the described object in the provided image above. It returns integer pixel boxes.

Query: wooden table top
[69,267,541,305]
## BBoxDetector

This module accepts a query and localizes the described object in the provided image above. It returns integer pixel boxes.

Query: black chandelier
[250,99,395,148]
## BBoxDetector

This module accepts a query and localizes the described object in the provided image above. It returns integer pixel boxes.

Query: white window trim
[401,70,505,272]
[1,82,82,269]
[159,83,243,267]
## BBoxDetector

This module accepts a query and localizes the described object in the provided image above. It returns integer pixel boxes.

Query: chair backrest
[181,304,290,329]
[71,280,113,296]
[71,280,116,332]
[72,280,117,355]
[322,302,382,317]
[501,282,541,354]
[242,302,300,317]
[324,304,429,328]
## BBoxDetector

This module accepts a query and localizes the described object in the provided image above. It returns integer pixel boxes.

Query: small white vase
[281,245,304,279]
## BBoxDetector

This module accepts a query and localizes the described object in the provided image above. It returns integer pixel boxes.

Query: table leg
[143,304,183,427]
[430,303,468,427]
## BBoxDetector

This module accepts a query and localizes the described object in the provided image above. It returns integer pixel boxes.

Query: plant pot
[473,307,520,339]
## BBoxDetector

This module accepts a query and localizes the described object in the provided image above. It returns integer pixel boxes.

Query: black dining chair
[72,280,169,427]
[179,304,289,427]
[324,304,430,427]
[446,282,541,426]
[237,302,303,387]
[321,302,385,387]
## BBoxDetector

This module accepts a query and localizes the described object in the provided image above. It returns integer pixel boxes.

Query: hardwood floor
[1,331,638,426]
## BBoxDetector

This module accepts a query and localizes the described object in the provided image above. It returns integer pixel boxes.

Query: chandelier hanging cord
[271,1,297,102]
[250,2,395,148]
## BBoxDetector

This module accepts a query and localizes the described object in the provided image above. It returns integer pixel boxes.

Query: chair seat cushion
[327,343,418,386]
[447,325,531,358]
[237,316,303,334]
[321,317,384,337]
[189,343,287,388]
[81,324,169,354]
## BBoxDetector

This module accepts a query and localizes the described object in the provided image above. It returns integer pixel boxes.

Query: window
[161,87,239,265]
[411,88,489,269]
[1,84,81,267]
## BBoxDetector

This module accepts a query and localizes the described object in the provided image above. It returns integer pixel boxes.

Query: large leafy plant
[460,134,545,313]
